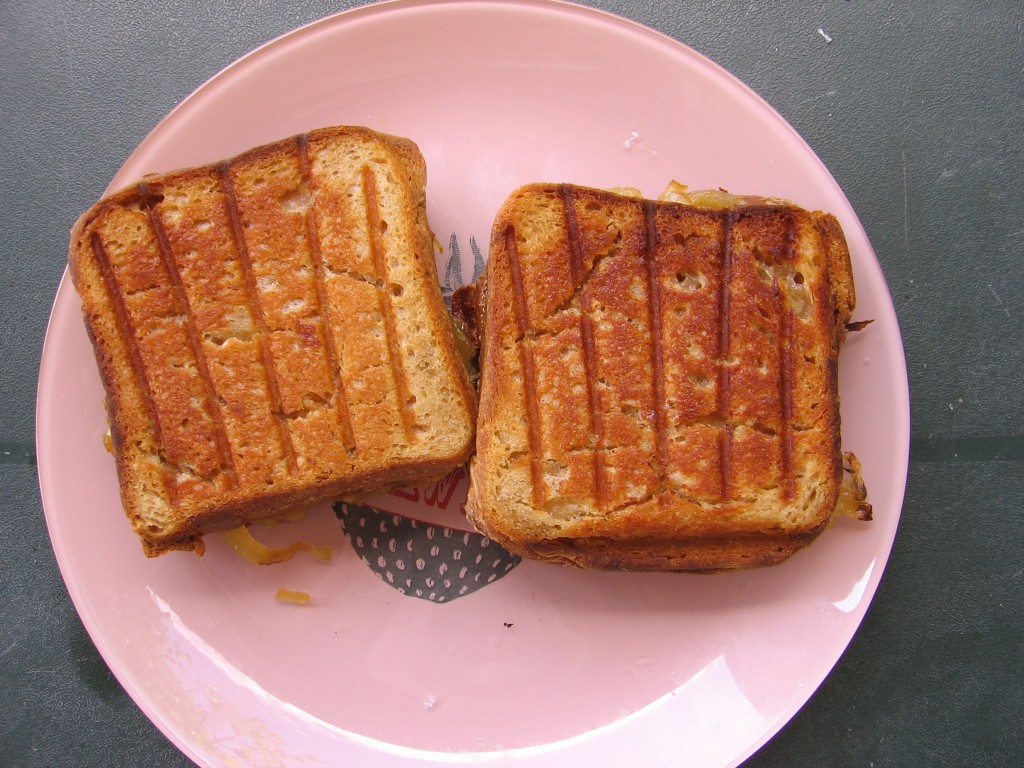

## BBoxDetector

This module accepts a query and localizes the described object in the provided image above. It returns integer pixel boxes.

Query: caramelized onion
[221,525,332,565]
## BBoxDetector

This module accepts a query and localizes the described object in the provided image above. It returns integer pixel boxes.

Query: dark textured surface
[2,1,1021,766]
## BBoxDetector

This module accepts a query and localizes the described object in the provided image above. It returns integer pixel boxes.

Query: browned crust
[475,522,830,573]
[70,126,476,556]
[814,211,857,343]
[465,183,861,572]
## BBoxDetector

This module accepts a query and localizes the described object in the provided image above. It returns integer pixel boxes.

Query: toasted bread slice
[70,126,476,556]
[464,183,868,571]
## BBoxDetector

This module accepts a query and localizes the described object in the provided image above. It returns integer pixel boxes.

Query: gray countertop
[2,1,1021,766]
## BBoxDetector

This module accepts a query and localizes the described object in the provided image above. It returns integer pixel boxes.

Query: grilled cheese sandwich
[464,182,869,571]
[69,126,476,556]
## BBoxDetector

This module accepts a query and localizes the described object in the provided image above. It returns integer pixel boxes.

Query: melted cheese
[837,452,872,521]
[275,588,312,604]
[221,525,332,565]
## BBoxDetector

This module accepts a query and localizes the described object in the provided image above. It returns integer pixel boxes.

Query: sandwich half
[69,126,476,556]
[464,183,869,571]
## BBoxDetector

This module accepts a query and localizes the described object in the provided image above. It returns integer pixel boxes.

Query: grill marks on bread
[715,211,735,500]
[86,230,184,505]
[475,185,841,546]
[70,126,476,555]
[296,133,356,451]
[503,224,546,509]
[641,201,669,509]
[361,165,417,443]
[218,162,300,473]
[560,185,609,510]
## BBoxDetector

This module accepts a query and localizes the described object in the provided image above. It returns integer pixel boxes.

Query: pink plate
[37,1,909,766]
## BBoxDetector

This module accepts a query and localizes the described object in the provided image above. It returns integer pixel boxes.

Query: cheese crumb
[275,588,312,604]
